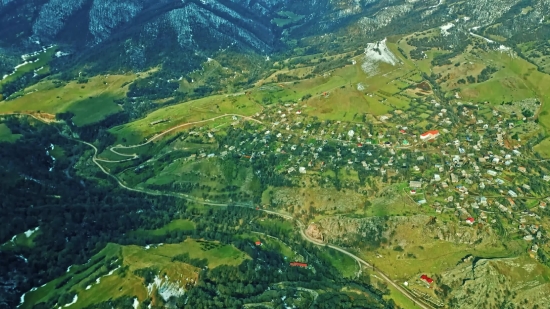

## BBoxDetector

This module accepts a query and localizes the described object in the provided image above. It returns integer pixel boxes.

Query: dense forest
[0,117,184,307]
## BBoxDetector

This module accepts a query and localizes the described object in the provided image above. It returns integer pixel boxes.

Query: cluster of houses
[158,97,550,259]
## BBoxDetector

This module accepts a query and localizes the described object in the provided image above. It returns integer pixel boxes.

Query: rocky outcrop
[305,223,324,241]
[439,257,550,309]
[315,215,387,246]
[314,214,496,248]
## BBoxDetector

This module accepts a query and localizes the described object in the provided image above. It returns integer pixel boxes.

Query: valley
[3,0,550,309]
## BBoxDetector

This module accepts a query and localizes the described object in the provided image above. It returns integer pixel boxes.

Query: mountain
[1,0,549,74]
[0,0,370,68]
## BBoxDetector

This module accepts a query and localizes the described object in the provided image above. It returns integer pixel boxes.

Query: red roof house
[289,262,308,268]
[420,130,440,141]
[466,217,475,225]
[357,143,363,147]
[420,275,434,285]
[255,241,262,246]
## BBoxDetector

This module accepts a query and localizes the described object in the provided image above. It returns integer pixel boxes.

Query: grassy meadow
[21,239,249,309]
[0,123,21,143]
[0,46,58,94]
[129,219,195,237]
[0,74,137,126]
[109,94,262,144]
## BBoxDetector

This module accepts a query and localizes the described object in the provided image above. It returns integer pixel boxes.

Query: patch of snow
[16,255,28,263]
[17,292,27,308]
[362,38,400,75]
[55,51,70,57]
[440,23,454,36]
[144,245,151,249]
[67,265,72,273]
[63,295,78,307]
[133,298,139,309]
[469,29,494,43]
[428,0,442,9]
[357,83,365,91]
[85,285,92,290]
[147,275,185,301]
[24,227,39,237]
[106,266,120,276]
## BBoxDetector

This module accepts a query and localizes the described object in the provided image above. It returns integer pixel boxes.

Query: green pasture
[21,239,248,308]
[0,74,135,126]
[0,46,57,93]
[130,219,195,237]
[0,123,21,143]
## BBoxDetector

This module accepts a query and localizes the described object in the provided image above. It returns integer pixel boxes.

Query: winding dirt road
[262,210,434,309]
[100,113,263,162]
[6,112,434,309]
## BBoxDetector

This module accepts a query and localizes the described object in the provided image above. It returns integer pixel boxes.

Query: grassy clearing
[273,11,304,27]
[1,229,40,250]
[534,138,550,158]
[0,123,21,143]
[361,238,523,283]
[380,277,419,309]
[21,243,122,309]
[240,233,296,260]
[22,239,248,308]
[0,46,57,93]
[319,248,359,278]
[129,219,195,237]
[0,73,135,126]
[257,218,294,234]
[149,238,249,268]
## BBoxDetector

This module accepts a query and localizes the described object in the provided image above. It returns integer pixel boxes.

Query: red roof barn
[289,262,308,268]
[255,241,262,246]
[420,275,434,285]
[466,217,475,225]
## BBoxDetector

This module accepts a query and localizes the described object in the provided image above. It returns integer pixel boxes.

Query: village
[122,89,550,307]
[153,93,549,252]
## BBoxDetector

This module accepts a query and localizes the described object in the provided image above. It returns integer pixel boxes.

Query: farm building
[420,274,434,285]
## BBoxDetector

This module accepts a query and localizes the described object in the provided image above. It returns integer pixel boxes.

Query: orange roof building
[420,130,440,141]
